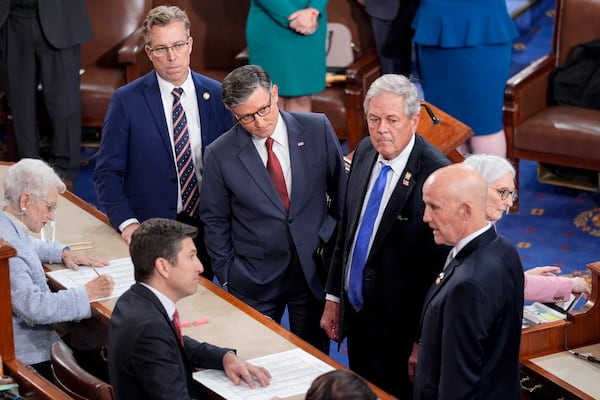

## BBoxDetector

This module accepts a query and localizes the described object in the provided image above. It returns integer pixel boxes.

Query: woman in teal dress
[412,0,518,157]
[246,0,328,112]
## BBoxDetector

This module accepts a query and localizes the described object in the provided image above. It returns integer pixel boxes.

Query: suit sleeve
[524,274,572,303]
[93,90,136,230]
[126,319,229,400]
[438,280,494,399]
[199,145,236,286]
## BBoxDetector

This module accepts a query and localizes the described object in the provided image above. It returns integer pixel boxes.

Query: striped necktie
[172,87,200,217]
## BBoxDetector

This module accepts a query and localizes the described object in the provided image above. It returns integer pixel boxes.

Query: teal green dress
[246,0,328,97]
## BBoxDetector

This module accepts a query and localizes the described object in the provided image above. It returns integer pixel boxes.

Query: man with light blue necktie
[321,74,450,399]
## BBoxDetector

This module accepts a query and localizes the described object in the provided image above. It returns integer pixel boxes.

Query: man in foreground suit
[0,0,92,184]
[320,74,450,398]
[94,5,232,280]
[199,65,346,353]
[107,218,270,400]
[414,164,523,399]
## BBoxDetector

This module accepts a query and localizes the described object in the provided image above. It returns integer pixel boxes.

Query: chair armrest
[117,26,153,82]
[504,54,555,125]
[4,358,72,400]
[343,51,381,151]
[345,51,381,97]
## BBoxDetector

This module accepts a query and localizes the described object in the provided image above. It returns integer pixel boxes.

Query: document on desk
[193,348,335,400]
[46,257,135,301]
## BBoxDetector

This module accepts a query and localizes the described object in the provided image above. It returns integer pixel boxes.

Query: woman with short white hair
[1,158,114,379]
[463,154,590,302]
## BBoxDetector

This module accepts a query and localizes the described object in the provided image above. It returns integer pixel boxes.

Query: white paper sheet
[193,348,335,400]
[46,257,135,301]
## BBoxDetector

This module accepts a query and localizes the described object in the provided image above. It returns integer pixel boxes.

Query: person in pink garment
[463,154,590,302]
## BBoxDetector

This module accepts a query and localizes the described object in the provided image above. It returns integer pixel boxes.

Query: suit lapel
[143,73,176,165]
[283,111,306,218]
[366,136,423,263]
[418,226,498,332]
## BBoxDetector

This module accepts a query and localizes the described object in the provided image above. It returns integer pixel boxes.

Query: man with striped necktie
[94,6,233,281]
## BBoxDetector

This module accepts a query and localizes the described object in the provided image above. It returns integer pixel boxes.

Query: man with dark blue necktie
[320,74,450,399]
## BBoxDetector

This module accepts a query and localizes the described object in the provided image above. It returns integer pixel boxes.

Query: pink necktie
[265,137,290,209]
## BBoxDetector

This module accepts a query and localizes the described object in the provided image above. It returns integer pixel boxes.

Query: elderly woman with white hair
[463,154,590,302]
[0,158,114,379]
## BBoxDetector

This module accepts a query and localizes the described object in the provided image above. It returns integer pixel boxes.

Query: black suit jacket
[108,284,233,400]
[0,0,93,48]
[324,134,450,395]
[414,227,524,400]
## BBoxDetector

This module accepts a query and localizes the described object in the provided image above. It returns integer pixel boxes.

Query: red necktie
[172,309,184,346]
[265,137,290,209]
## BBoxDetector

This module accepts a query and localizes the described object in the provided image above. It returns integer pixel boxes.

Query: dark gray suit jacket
[414,227,524,400]
[0,0,93,48]
[199,110,346,304]
[108,283,233,400]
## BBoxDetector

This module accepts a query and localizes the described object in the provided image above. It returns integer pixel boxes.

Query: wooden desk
[520,261,600,399]
[0,163,394,400]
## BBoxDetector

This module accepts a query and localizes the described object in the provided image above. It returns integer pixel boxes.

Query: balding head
[422,164,489,246]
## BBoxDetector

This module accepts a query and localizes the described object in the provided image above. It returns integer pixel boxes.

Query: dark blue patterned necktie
[348,164,391,311]
[172,87,199,217]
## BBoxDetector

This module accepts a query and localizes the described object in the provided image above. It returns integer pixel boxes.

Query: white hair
[463,154,516,185]
[3,158,66,207]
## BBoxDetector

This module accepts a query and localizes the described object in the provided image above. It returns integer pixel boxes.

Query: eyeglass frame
[36,198,58,213]
[234,97,272,124]
[146,38,190,58]
[490,187,518,201]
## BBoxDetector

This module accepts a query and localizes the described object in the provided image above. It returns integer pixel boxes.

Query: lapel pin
[297,141,304,147]
[202,92,210,100]
[403,171,412,186]
[435,271,445,285]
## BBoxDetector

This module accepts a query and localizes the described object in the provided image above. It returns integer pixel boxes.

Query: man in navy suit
[199,65,346,354]
[108,218,270,400]
[94,6,232,280]
[0,0,93,184]
[320,74,449,399]
[414,164,523,399]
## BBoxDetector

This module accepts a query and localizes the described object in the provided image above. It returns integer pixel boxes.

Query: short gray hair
[143,5,191,45]
[463,154,516,185]
[221,65,273,109]
[364,74,421,118]
[3,158,66,207]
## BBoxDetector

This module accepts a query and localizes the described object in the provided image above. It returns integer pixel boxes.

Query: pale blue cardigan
[0,211,90,365]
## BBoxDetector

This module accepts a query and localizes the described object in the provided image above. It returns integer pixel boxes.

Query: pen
[91,266,101,277]
[568,350,600,363]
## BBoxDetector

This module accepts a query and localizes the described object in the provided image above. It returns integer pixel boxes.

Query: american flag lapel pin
[403,171,412,186]
[297,141,305,147]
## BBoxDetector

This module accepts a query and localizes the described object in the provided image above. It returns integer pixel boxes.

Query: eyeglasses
[235,98,272,124]
[147,39,190,58]
[39,199,58,213]
[491,187,518,201]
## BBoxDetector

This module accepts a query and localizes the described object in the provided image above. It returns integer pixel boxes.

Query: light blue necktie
[348,164,391,312]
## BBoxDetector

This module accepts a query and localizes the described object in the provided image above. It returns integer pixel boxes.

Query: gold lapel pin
[435,271,445,285]
[202,92,210,100]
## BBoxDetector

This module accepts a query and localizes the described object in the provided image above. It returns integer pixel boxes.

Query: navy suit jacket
[94,70,232,230]
[414,227,524,400]
[108,283,233,400]
[199,111,346,302]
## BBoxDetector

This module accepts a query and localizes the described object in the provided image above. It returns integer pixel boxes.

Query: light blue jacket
[0,212,90,365]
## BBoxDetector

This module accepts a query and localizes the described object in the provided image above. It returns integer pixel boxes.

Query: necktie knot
[172,87,184,100]
[266,136,274,151]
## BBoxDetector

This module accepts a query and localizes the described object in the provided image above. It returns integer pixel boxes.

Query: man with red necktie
[199,65,347,354]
